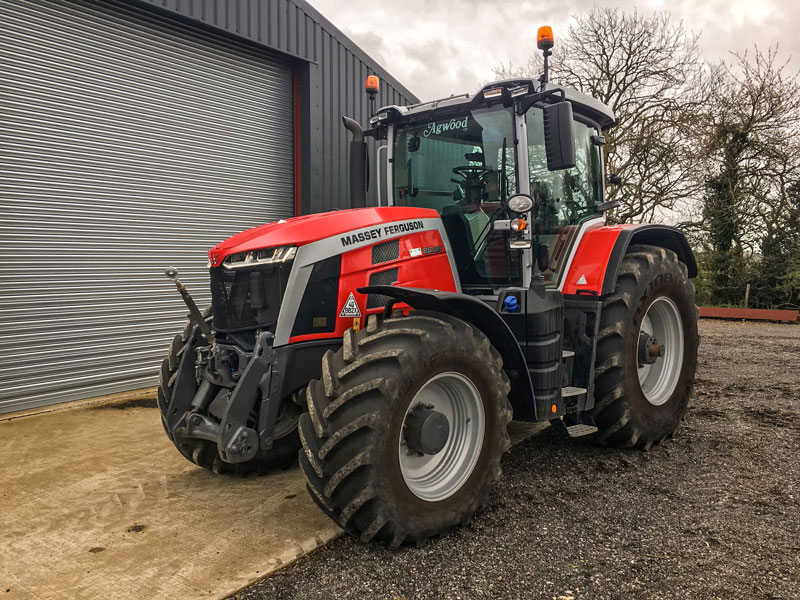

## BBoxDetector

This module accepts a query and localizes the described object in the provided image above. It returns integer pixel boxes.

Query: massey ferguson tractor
[158,27,698,548]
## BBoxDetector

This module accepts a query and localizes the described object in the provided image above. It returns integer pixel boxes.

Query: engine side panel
[288,229,457,344]
[273,215,458,346]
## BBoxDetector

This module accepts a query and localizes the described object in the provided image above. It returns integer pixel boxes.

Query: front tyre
[299,312,512,547]
[590,245,699,448]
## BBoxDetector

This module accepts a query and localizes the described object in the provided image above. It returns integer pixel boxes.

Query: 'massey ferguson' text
[340,220,424,247]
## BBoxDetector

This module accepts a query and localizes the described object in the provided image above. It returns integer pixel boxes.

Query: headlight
[507,194,534,214]
[222,245,297,269]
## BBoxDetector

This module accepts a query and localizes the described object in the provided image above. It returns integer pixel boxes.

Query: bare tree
[699,47,800,306]
[494,8,706,223]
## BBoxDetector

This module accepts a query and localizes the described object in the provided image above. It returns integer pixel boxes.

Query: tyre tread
[589,245,698,448]
[299,311,512,547]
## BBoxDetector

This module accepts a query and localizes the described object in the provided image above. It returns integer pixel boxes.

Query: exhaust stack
[343,116,367,209]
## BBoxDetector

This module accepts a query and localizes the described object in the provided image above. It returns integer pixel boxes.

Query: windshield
[393,106,520,287]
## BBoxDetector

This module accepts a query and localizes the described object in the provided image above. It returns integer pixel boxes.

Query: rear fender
[359,285,537,421]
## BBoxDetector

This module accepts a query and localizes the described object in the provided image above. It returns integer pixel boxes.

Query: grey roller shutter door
[0,0,295,413]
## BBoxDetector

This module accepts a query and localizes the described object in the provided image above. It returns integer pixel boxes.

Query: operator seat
[440,205,481,283]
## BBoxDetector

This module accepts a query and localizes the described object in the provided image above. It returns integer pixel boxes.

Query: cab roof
[378,79,617,131]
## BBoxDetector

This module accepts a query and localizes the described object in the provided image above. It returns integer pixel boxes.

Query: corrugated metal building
[0,0,418,413]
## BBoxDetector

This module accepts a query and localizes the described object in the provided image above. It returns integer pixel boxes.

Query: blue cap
[503,295,519,312]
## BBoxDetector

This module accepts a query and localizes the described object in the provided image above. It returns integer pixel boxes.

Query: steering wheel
[451,165,492,205]
[452,165,490,180]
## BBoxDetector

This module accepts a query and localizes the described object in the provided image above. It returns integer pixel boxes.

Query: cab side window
[526,111,603,285]
[527,112,602,227]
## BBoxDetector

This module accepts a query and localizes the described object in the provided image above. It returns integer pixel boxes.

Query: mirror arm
[596,200,620,212]
[516,87,567,115]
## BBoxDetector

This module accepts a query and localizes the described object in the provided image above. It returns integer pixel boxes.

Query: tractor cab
[369,79,615,295]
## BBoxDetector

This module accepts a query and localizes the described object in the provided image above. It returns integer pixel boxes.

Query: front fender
[562,224,697,296]
[358,285,537,421]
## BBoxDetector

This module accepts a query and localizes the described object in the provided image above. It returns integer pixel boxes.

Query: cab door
[524,109,606,288]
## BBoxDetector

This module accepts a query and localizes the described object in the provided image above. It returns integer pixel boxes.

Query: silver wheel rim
[638,296,684,406]
[398,372,485,502]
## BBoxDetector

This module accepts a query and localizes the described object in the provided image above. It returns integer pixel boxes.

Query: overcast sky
[308,0,799,102]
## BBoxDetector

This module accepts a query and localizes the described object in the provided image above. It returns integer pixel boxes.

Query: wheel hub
[398,372,485,502]
[637,332,664,367]
[403,404,450,456]
[637,296,684,406]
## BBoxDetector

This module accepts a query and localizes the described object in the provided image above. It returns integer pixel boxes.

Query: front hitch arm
[216,331,277,462]
[168,330,280,464]
[164,266,214,343]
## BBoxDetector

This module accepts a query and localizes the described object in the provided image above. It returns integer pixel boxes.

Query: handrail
[376,144,388,206]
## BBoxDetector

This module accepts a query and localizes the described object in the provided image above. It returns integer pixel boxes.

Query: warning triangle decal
[576,274,588,285]
[339,292,362,317]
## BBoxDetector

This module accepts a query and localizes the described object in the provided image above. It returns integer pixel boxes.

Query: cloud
[309,0,798,101]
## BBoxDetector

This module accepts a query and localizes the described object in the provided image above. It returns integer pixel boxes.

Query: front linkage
[163,267,287,465]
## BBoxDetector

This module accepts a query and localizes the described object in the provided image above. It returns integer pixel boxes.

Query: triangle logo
[339,292,362,318]
[576,274,588,285]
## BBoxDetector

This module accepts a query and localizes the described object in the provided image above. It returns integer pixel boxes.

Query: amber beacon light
[537,26,554,50]
[537,26,555,90]
[365,75,380,95]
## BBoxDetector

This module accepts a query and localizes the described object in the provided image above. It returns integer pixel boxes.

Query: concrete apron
[0,393,544,600]
[0,393,340,600]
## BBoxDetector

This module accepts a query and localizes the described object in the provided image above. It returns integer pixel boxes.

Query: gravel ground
[236,320,799,600]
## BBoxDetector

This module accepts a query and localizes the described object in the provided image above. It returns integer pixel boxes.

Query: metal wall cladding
[135,0,419,211]
[0,0,295,412]
[311,27,411,210]
[134,0,416,98]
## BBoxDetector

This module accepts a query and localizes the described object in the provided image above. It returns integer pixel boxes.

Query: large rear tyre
[590,245,699,448]
[156,311,302,476]
[299,312,512,547]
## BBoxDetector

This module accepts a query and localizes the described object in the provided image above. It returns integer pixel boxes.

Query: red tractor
[159,28,698,547]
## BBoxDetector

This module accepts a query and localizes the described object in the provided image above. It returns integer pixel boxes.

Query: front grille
[210,262,292,332]
[366,268,399,309]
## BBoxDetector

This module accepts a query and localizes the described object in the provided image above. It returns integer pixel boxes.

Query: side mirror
[543,101,576,171]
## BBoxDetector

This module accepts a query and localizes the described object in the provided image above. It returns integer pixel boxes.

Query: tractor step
[551,412,598,438]
[564,422,599,437]
[561,386,586,397]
